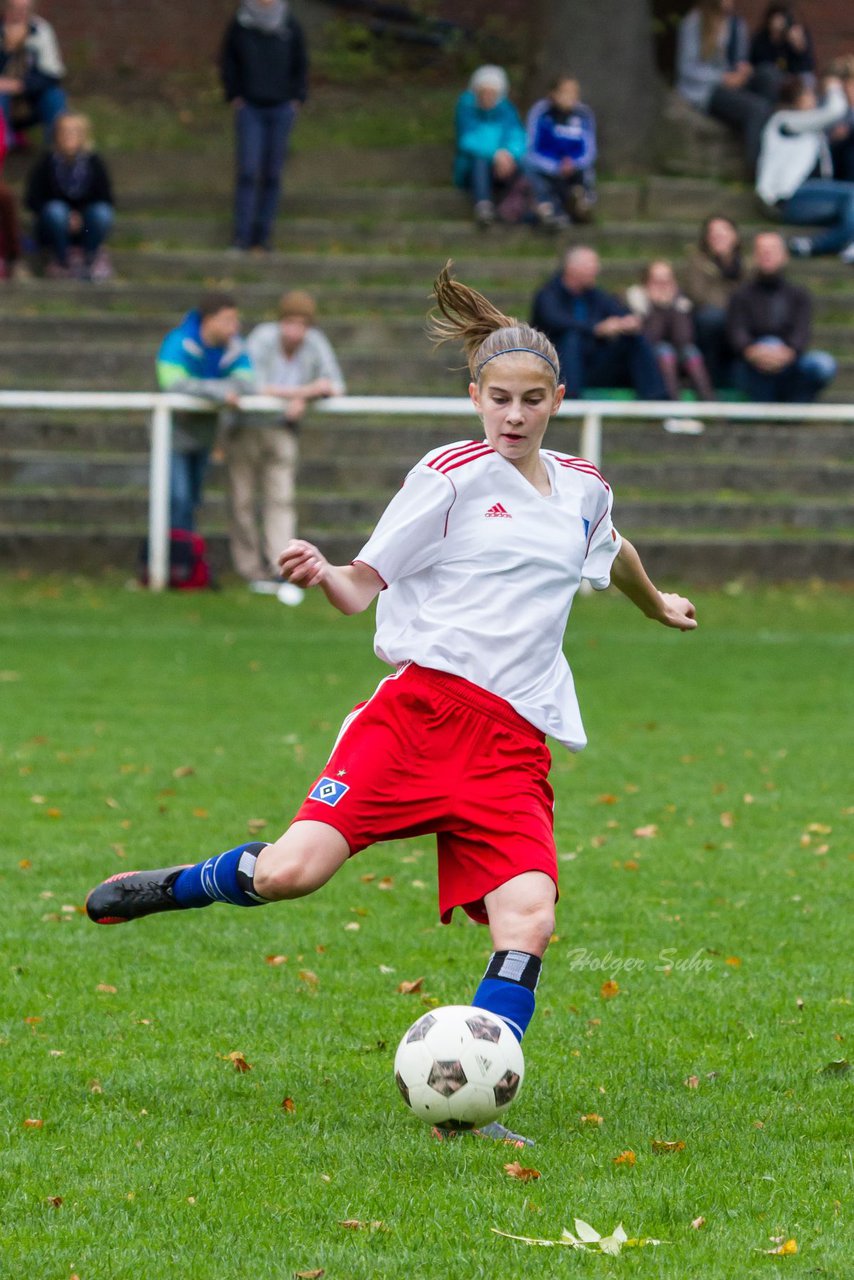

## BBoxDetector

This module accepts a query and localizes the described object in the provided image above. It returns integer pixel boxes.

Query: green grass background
[1,576,851,1279]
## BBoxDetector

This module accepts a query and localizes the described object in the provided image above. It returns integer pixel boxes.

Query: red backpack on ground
[138,529,214,590]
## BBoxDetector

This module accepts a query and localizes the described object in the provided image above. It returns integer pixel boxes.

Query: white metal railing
[1,390,852,591]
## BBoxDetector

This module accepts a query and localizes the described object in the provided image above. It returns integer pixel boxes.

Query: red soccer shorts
[292,662,558,924]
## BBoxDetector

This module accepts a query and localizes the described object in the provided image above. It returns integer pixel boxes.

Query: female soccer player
[87,265,697,1141]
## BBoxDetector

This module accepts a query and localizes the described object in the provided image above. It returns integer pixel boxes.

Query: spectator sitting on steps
[683,214,744,386]
[626,260,715,434]
[676,0,782,174]
[756,73,853,262]
[156,292,254,535]
[0,0,65,146]
[749,3,815,87]
[524,75,596,229]
[531,247,667,401]
[0,107,22,278]
[453,65,527,229]
[726,231,837,403]
[233,289,346,604]
[828,55,854,182]
[25,112,115,280]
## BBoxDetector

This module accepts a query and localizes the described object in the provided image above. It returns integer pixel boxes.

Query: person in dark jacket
[25,112,114,280]
[220,0,308,252]
[726,231,836,402]
[531,247,667,399]
[749,3,815,84]
[0,0,66,143]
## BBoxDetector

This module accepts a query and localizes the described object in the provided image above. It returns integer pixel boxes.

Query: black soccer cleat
[86,865,192,924]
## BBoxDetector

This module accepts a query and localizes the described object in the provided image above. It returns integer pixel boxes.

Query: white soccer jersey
[355,440,622,751]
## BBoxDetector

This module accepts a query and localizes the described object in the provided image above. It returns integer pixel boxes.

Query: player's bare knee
[499,903,555,956]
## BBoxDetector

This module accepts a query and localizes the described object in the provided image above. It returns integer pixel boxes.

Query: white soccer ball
[394,1004,525,1130]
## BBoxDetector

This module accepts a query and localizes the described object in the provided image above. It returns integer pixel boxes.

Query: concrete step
[0,527,849,582]
[2,309,852,353]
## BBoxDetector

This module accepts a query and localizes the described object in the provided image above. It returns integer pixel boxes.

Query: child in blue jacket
[454,65,527,228]
[525,76,597,229]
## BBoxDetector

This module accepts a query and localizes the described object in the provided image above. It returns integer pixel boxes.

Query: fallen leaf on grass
[600,980,619,999]
[759,1238,798,1256]
[23,1118,43,1129]
[377,876,394,890]
[651,1139,685,1154]
[192,808,209,819]
[720,811,734,828]
[691,1216,706,1229]
[172,765,195,778]
[221,1051,252,1073]
[633,824,658,838]
[88,1079,103,1094]
[820,1058,850,1075]
[46,1196,63,1208]
[265,954,288,966]
[596,794,619,805]
[18,858,31,869]
[95,984,118,994]
[247,819,267,834]
[46,808,62,819]
[294,1271,325,1279]
[504,1162,540,1181]
[298,969,319,990]
[580,1113,603,1126]
[338,1219,387,1232]
[613,1150,636,1165]
[281,1097,296,1113]
[398,977,424,994]
[725,956,742,968]
[684,1075,700,1089]
[24,1016,42,1026]
[493,1216,665,1254]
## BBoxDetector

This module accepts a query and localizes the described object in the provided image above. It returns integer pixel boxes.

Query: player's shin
[471,950,542,1042]
[171,841,271,908]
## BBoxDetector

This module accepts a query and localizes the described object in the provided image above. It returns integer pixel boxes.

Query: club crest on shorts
[309,776,350,807]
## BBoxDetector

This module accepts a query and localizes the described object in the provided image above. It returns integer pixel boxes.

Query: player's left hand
[657,592,698,631]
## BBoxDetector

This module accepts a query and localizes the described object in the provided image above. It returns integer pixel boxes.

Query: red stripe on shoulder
[437,445,494,475]
[547,451,610,490]
[430,445,491,476]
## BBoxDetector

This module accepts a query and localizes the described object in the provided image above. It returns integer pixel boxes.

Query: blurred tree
[525,0,664,171]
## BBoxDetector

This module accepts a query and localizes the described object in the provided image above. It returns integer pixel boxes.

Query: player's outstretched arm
[278,539,383,615]
[610,537,697,631]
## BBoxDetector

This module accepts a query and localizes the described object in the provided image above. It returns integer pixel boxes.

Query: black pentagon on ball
[395,1071,411,1106]
[465,1014,502,1043]
[406,1012,437,1043]
[493,1068,521,1107]
[427,1059,467,1096]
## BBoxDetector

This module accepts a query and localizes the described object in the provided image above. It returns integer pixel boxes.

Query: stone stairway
[0,146,852,580]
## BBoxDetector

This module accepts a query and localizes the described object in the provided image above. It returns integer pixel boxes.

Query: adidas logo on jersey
[485,503,512,518]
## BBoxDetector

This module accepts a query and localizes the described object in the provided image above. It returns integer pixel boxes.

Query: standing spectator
[684,214,744,385]
[0,104,22,277]
[0,0,65,144]
[156,293,254,534]
[220,0,308,253]
[453,65,526,229]
[25,112,115,280]
[726,231,836,402]
[829,55,854,183]
[231,290,346,604]
[525,75,596,228]
[749,4,815,86]
[531,247,667,399]
[756,75,852,261]
[627,260,714,431]
[676,0,781,172]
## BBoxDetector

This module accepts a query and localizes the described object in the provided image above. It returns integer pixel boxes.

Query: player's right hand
[278,539,328,588]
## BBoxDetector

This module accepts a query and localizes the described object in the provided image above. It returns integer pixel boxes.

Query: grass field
[1,576,851,1279]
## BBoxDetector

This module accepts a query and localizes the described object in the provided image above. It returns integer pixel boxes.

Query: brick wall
[36,0,854,81]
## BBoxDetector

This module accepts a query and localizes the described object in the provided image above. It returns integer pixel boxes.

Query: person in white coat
[756,73,854,261]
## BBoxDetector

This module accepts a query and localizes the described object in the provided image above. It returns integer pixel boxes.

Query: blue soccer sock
[472,950,542,1042]
[171,841,270,908]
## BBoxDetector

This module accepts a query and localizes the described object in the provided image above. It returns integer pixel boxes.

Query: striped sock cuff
[483,950,542,991]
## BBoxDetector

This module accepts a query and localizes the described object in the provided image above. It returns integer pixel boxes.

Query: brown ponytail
[428,261,560,384]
